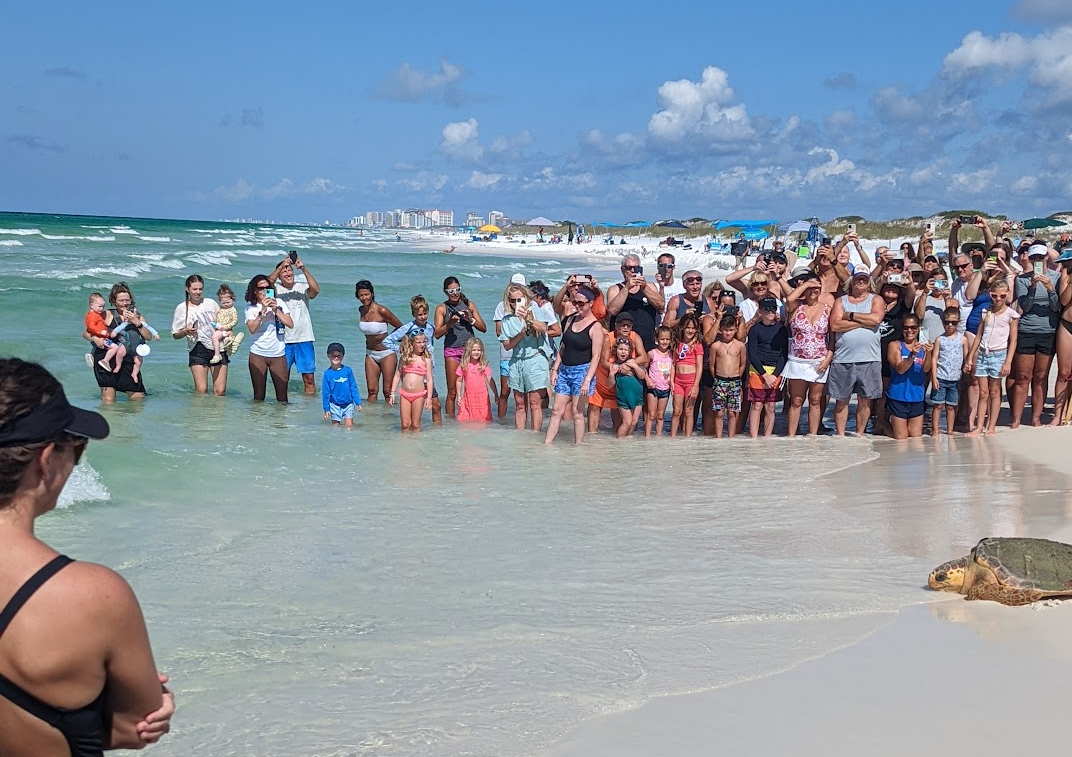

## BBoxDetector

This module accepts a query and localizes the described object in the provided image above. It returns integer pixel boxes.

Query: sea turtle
[928,537,1072,606]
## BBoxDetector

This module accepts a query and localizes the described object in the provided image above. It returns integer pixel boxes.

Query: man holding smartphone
[268,251,321,395]
[607,253,665,352]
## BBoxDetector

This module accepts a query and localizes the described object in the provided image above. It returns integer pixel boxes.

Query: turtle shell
[973,537,1072,593]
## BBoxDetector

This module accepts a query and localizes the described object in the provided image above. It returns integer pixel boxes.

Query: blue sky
[4,0,1072,223]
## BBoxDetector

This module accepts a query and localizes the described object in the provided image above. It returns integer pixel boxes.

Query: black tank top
[560,318,596,366]
[613,287,658,352]
[0,555,109,757]
[442,300,475,349]
[675,295,711,319]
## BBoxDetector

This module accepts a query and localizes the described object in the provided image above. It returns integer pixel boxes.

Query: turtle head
[928,557,969,592]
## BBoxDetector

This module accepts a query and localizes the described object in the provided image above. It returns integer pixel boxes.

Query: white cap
[510,273,527,285]
[1027,244,1048,259]
[135,344,151,357]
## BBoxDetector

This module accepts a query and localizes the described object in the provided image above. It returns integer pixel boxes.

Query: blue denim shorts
[975,349,1008,378]
[554,362,594,396]
[928,378,960,406]
[328,402,355,422]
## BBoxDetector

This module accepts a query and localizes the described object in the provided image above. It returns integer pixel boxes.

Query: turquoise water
[4,211,1059,757]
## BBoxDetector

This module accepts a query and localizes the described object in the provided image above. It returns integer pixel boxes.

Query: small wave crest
[110,226,139,234]
[0,228,41,236]
[137,235,172,242]
[0,239,23,247]
[58,462,110,509]
[40,234,116,242]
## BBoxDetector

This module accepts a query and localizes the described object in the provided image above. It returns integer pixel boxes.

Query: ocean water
[5,211,1069,757]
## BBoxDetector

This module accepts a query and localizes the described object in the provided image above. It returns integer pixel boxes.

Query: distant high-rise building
[465,212,485,227]
[488,210,504,227]
[364,211,384,227]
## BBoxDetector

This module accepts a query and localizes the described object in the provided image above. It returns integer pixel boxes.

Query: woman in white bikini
[356,280,402,402]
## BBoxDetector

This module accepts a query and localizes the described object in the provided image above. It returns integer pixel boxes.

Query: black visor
[0,389,109,447]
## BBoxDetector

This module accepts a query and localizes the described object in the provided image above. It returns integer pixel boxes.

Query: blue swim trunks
[499,359,510,377]
[554,362,594,396]
[285,341,316,374]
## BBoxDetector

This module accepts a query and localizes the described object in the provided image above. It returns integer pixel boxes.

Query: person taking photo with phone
[267,252,320,395]
[607,254,664,352]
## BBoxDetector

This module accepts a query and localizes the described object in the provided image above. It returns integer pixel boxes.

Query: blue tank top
[966,292,991,335]
[887,342,927,403]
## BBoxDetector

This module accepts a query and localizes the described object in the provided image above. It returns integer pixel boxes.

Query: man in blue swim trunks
[269,253,321,395]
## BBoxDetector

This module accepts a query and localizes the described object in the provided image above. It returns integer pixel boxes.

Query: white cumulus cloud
[943,27,1072,103]
[377,59,465,105]
[647,66,752,146]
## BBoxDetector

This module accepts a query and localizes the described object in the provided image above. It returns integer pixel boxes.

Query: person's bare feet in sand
[967,428,982,437]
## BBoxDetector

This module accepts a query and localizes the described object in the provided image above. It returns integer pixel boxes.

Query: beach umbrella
[478,224,501,233]
[525,216,556,227]
[1021,218,1065,230]
[780,220,814,233]
[624,220,650,228]
[654,220,688,229]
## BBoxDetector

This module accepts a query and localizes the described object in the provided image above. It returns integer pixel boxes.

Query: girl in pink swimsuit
[388,332,434,432]
[670,313,704,437]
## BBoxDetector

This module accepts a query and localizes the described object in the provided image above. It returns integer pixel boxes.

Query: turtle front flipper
[965,582,1044,606]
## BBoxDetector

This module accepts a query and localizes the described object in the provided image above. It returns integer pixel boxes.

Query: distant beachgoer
[209,284,243,365]
[828,270,885,436]
[383,295,442,424]
[356,280,402,402]
[84,282,152,403]
[545,285,603,445]
[244,274,294,403]
[435,277,487,416]
[607,254,664,352]
[885,313,932,439]
[0,358,174,754]
[268,254,320,395]
[455,338,496,423]
[321,342,362,427]
[171,274,229,396]
[388,331,433,432]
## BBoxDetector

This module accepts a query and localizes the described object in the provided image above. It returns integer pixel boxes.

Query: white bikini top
[359,320,390,335]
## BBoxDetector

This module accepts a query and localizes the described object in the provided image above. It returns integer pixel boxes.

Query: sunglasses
[256,285,270,290]
[624,266,642,273]
[570,299,591,307]
[903,325,920,330]
[942,320,960,325]
[683,277,702,284]
[657,263,675,269]
[954,262,972,270]
[751,283,768,289]
[445,287,461,295]
[509,297,524,304]
[678,344,690,360]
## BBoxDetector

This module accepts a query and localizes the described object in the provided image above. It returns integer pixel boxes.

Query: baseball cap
[906,263,925,273]
[0,387,109,447]
[851,269,871,280]
[758,297,779,312]
[326,342,345,355]
[510,273,527,285]
[1027,244,1048,259]
[615,311,635,325]
[924,253,939,263]
[1057,248,1072,263]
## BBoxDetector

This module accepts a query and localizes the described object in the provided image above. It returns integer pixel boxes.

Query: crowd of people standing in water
[79,220,1072,442]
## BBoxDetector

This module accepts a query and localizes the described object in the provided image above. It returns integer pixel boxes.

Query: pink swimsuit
[789,304,830,360]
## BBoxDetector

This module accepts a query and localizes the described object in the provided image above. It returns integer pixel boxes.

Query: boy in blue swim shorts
[321,342,362,427]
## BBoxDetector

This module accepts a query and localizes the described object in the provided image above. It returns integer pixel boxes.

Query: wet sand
[543,429,1072,757]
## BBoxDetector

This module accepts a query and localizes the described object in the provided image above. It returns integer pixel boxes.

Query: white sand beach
[542,426,1072,757]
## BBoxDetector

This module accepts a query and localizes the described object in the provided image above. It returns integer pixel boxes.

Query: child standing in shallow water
[609,337,645,438]
[321,342,362,427]
[455,337,497,423]
[644,326,674,436]
[709,315,746,438]
[389,332,434,432]
[670,313,704,437]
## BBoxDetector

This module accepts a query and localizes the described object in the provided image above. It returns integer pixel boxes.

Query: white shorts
[781,356,828,384]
